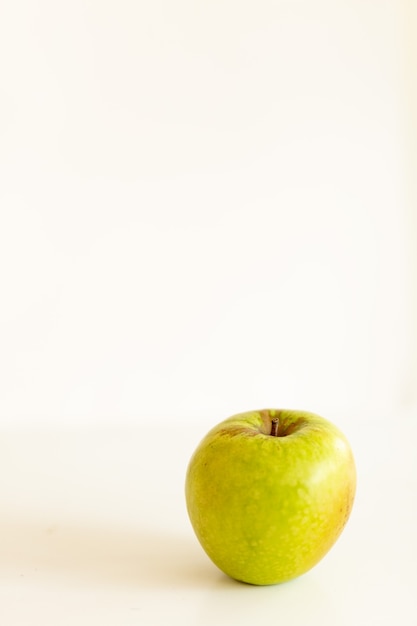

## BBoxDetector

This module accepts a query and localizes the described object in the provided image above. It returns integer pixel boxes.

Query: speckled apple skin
[185,409,356,586]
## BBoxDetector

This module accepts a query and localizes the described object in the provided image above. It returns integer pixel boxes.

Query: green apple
[185,409,356,585]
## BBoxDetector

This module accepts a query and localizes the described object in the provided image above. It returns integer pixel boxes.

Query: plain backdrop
[1,2,417,625]
[1,0,416,430]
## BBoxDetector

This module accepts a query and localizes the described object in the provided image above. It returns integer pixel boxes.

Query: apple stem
[270,418,280,437]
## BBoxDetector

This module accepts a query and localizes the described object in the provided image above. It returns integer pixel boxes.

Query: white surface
[0,408,416,625]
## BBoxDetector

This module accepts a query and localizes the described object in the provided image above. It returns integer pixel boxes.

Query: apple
[185,409,356,585]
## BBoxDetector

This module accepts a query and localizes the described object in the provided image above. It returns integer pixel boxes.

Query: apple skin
[185,409,356,586]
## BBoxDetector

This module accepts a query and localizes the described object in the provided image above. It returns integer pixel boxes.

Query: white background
[0,1,416,624]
